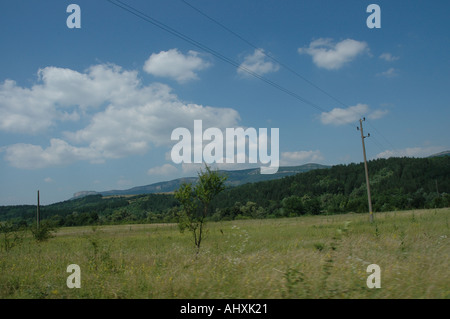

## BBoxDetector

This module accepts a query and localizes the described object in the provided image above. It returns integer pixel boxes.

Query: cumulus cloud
[377,68,398,78]
[298,38,368,70]
[320,104,388,126]
[376,146,444,159]
[281,150,324,166]
[320,104,368,125]
[238,49,279,76]
[0,79,57,134]
[379,53,399,62]
[65,84,240,159]
[368,109,389,120]
[4,139,102,169]
[143,49,211,83]
[1,62,240,169]
[0,64,140,134]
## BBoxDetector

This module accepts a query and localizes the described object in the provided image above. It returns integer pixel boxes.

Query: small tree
[30,220,57,242]
[0,222,25,252]
[175,165,226,253]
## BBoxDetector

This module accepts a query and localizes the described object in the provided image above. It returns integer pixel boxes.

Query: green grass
[1,208,449,299]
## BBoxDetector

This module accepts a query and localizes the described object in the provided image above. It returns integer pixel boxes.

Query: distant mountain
[71,164,330,199]
[428,150,450,158]
[3,157,449,226]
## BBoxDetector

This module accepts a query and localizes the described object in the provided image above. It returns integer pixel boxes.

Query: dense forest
[212,156,450,220]
[1,156,449,227]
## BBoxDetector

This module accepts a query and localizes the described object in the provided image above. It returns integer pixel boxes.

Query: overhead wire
[106,0,394,156]
[181,0,350,110]
[181,0,396,153]
[106,0,328,114]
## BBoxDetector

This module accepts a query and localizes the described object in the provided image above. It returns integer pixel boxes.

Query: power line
[106,0,328,114]
[181,0,350,109]
[366,120,396,150]
[108,0,395,157]
[181,0,397,151]
[179,1,391,219]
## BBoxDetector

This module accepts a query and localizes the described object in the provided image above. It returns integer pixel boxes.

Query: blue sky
[0,0,449,205]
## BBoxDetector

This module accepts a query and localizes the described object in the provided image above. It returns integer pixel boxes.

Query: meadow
[1,208,448,299]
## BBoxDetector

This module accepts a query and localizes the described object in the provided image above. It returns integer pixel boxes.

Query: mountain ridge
[428,150,450,158]
[72,163,330,199]
[70,149,450,200]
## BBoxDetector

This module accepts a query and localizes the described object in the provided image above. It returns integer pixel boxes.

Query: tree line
[1,156,449,227]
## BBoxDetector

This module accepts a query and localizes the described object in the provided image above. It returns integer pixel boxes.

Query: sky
[0,0,449,205]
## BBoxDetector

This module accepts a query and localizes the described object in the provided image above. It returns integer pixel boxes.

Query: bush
[0,222,25,252]
[30,221,57,242]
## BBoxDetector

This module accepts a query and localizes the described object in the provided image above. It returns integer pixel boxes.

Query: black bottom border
[0,298,441,317]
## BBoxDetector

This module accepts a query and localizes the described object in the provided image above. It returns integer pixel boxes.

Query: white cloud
[0,79,56,134]
[298,38,368,70]
[1,63,240,169]
[147,164,178,176]
[368,109,389,120]
[65,84,240,159]
[320,104,368,125]
[320,104,388,126]
[37,64,141,109]
[0,64,140,134]
[376,146,444,159]
[281,150,324,166]
[379,53,399,62]
[4,139,102,169]
[143,49,211,83]
[377,68,398,78]
[238,49,279,76]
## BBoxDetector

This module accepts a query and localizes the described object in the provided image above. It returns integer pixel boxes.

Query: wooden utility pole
[37,190,40,229]
[358,118,374,223]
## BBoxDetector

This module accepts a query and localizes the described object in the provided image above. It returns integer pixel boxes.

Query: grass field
[1,208,449,299]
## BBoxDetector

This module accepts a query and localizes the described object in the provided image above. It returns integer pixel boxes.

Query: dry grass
[1,208,448,299]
